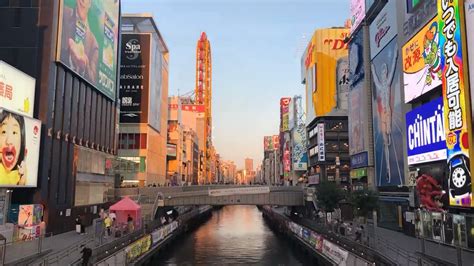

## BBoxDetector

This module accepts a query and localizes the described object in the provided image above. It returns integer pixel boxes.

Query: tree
[350,189,378,218]
[316,181,345,213]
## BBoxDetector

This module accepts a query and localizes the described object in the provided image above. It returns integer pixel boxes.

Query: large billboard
[466,0,474,125]
[371,38,405,186]
[57,0,119,100]
[351,0,366,34]
[0,109,41,187]
[402,16,442,103]
[119,33,151,123]
[438,0,473,207]
[369,0,398,59]
[280,98,291,132]
[292,124,308,171]
[403,0,437,42]
[336,57,350,112]
[406,97,446,165]
[349,30,366,157]
[0,61,35,118]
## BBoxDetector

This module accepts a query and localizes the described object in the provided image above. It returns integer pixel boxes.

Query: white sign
[0,61,35,118]
[0,109,41,187]
[351,0,366,34]
[322,239,349,265]
[466,0,474,124]
[369,0,398,59]
[317,123,325,162]
[208,186,270,197]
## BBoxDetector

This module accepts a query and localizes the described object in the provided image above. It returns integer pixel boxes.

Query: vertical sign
[351,0,366,34]
[120,34,151,123]
[280,98,291,132]
[317,123,325,162]
[466,0,474,125]
[438,0,472,207]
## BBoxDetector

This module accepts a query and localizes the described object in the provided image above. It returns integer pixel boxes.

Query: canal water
[151,205,313,265]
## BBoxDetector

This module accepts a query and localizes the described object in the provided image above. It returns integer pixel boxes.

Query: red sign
[181,104,205,113]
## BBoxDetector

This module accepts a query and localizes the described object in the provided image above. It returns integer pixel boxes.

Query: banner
[292,124,308,171]
[317,123,325,162]
[120,33,151,123]
[369,0,398,59]
[371,38,405,186]
[402,16,442,103]
[438,0,473,207]
[0,109,41,187]
[406,97,446,165]
[125,234,152,262]
[336,57,350,112]
[322,240,349,265]
[0,61,35,117]
[280,98,291,132]
[57,0,119,100]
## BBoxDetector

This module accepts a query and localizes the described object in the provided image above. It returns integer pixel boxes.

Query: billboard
[406,97,446,165]
[273,135,280,150]
[403,0,437,41]
[166,143,177,158]
[57,0,119,100]
[438,0,473,207]
[466,0,474,125]
[0,109,41,187]
[120,33,151,123]
[280,98,291,132]
[264,136,273,151]
[371,38,405,186]
[351,0,366,34]
[292,124,308,171]
[349,30,366,156]
[402,17,442,103]
[305,67,316,125]
[336,57,350,112]
[0,61,35,118]
[369,0,398,59]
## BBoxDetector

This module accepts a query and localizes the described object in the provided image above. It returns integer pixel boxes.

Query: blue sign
[406,97,446,165]
[351,152,369,168]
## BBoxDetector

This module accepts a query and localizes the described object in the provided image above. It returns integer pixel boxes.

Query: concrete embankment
[259,206,380,266]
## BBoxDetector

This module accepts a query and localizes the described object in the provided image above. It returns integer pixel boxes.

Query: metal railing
[0,232,54,265]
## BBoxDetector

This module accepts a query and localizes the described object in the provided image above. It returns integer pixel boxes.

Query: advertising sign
[125,234,152,262]
[305,66,316,125]
[406,97,446,165]
[438,0,473,207]
[0,109,41,187]
[57,0,119,100]
[292,124,308,171]
[166,143,177,157]
[402,17,442,103]
[18,204,43,227]
[317,123,325,162]
[371,38,405,186]
[369,0,398,59]
[280,98,291,132]
[336,57,350,112]
[350,168,368,179]
[466,0,474,124]
[0,61,35,117]
[403,0,437,41]
[263,136,272,151]
[351,0,366,34]
[120,33,151,123]
[273,135,280,150]
[349,30,366,156]
[350,151,369,168]
[322,240,349,265]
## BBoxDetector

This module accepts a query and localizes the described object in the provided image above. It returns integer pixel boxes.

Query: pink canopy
[109,197,141,228]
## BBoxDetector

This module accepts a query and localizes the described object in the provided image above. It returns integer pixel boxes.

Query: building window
[119,133,147,150]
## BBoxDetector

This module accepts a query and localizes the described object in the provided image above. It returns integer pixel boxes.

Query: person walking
[127,214,134,233]
[75,215,82,234]
[80,245,92,266]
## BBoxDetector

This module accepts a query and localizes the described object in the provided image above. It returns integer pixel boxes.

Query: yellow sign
[126,235,152,262]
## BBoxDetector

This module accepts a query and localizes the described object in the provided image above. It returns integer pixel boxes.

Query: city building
[183,129,199,185]
[167,96,184,185]
[1,0,120,234]
[263,135,281,185]
[245,158,254,173]
[302,26,351,189]
[117,14,169,187]
[221,160,237,184]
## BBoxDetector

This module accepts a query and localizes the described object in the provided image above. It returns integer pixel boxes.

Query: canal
[150,205,313,265]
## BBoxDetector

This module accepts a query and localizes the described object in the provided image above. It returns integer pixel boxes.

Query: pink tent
[109,196,141,229]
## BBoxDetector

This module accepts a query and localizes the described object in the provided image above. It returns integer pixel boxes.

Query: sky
[122,0,349,168]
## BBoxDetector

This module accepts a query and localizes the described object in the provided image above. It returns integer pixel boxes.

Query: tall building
[1,1,120,234]
[183,129,199,185]
[195,32,213,183]
[167,97,184,185]
[245,158,254,173]
[118,14,169,187]
[221,160,237,184]
[302,26,351,188]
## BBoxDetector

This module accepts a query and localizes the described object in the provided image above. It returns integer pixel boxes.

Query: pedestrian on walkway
[104,215,112,237]
[127,214,134,233]
[355,227,362,242]
[75,215,82,234]
[80,245,92,266]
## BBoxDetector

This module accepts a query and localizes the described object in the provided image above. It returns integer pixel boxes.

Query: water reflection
[153,205,310,265]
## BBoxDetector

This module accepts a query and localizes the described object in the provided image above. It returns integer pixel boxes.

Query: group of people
[332,219,366,243]
[101,210,135,238]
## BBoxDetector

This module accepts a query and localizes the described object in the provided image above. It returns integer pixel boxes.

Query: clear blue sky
[123,0,349,168]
